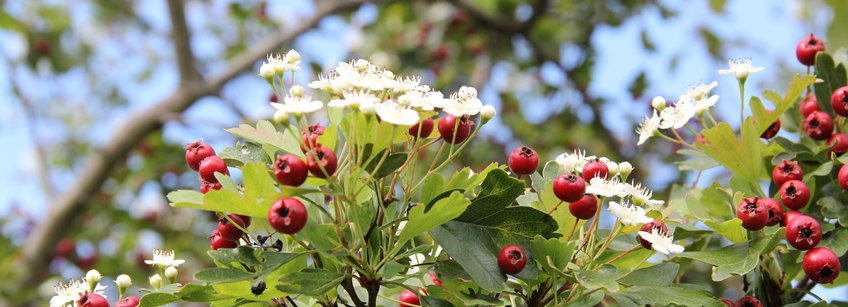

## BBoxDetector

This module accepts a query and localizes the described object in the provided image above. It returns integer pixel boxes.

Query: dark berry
[408,118,435,139]
[827,133,848,156]
[438,114,474,144]
[78,293,109,307]
[568,194,598,220]
[737,197,768,230]
[553,174,586,202]
[210,230,238,250]
[839,164,848,191]
[759,197,784,226]
[779,180,810,210]
[800,93,820,118]
[399,289,420,307]
[497,245,527,275]
[508,146,539,175]
[786,215,821,250]
[804,111,834,140]
[305,146,338,178]
[185,140,216,171]
[251,281,267,295]
[268,197,308,234]
[218,214,248,242]
[832,86,848,117]
[274,154,308,186]
[760,116,780,139]
[736,296,763,307]
[782,210,804,227]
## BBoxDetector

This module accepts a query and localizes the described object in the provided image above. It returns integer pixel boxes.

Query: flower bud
[85,269,102,292]
[481,105,496,123]
[273,109,289,126]
[354,59,370,71]
[606,161,619,176]
[115,274,132,297]
[149,274,163,290]
[289,85,304,97]
[618,161,633,177]
[284,50,301,64]
[651,96,666,111]
[381,70,394,80]
[165,266,178,284]
[259,63,275,80]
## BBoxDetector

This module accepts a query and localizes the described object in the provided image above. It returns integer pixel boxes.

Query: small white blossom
[608,201,653,226]
[481,105,496,120]
[659,101,697,130]
[555,150,591,173]
[376,100,420,126]
[394,76,424,93]
[457,86,477,100]
[85,270,101,291]
[307,73,334,91]
[271,94,324,116]
[635,110,661,146]
[651,96,667,111]
[401,91,448,111]
[144,249,186,268]
[692,95,719,114]
[444,86,483,116]
[718,58,764,80]
[638,228,685,255]
[283,50,302,71]
[354,59,370,71]
[585,177,628,198]
[263,54,286,74]
[328,90,380,109]
[289,85,305,97]
[624,182,664,207]
[259,62,275,79]
[115,274,132,289]
[680,81,718,101]
[606,161,619,176]
[50,279,83,307]
[618,162,633,176]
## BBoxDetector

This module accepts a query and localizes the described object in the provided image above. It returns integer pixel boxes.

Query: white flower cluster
[260,54,496,126]
[49,276,107,307]
[636,81,719,145]
[259,50,302,78]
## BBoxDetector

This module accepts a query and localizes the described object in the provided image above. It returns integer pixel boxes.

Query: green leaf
[207,246,260,267]
[610,286,725,307]
[681,228,785,281]
[703,219,747,243]
[365,152,408,178]
[696,121,765,186]
[575,264,625,292]
[139,293,181,307]
[676,149,720,171]
[275,268,344,296]
[219,142,271,167]
[226,120,303,158]
[166,190,204,207]
[820,227,848,257]
[530,235,575,273]
[419,173,445,206]
[195,268,255,283]
[242,162,276,201]
[398,191,470,246]
[819,196,848,225]
[429,221,506,291]
[815,53,848,118]
[255,251,301,280]
[420,296,455,307]
[617,263,679,287]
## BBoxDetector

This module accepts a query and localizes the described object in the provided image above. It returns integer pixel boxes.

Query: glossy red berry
[198,156,229,183]
[568,194,598,220]
[78,293,109,307]
[796,33,825,66]
[804,111,834,140]
[803,247,841,284]
[399,289,421,307]
[301,124,325,152]
[306,146,338,178]
[760,116,780,139]
[497,245,527,275]
[759,197,784,227]
[508,146,539,175]
[429,272,443,286]
[736,296,763,307]
[786,215,822,250]
[827,133,848,156]
[553,174,586,202]
[408,118,434,139]
[200,182,222,194]
[438,114,474,144]
[779,180,810,210]
[115,296,140,307]
[218,214,248,242]
[268,197,308,234]
[839,164,848,191]
[800,94,821,118]
[638,220,669,250]
[832,86,848,117]
[581,160,610,182]
[718,298,734,306]
[772,160,802,188]
[274,154,308,186]
[782,210,804,227]
[737,197,768,231]
[210,230,238,250]
[185,140,216,171]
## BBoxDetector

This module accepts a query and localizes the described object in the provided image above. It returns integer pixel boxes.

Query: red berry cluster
[185,140,228,190]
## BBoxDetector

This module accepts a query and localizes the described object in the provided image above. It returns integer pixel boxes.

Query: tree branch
[12,0,376,297]
[166,0,201,84]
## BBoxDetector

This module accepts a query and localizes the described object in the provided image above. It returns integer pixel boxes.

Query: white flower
[308,73,334,91]
[85,269,101,291]
[586,177,628,198]
[618,162,633,176]
[680,81,718,102]
[271,94,324,116]
[328,90,380,109]
[651,96,667,110]
[635,110,661,146]
[605,161,619,176]
[624,182,664,207]
[457,86,478,100]
[283,50,302,71]
[659,101,696,130]
[263,54,286,74]
[481,105,496,120]
[638,228,685,255]
[608,201,653,226]
[393,76,424,93]
[115,274,132,289]
[144,249,186,268]
[555,150,586,173]
[401,91,448,111]
[718,58,764,80]
[376,100,420,126]
[289,85,304,97]
[50,279,83,307]
[259,62,275,79]
[692,94,719,114]
[444,86,483,116]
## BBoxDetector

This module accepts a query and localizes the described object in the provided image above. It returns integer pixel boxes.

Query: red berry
[399,289,421,307]
[54,238,75,259]
[772,160,802,188]
[796,33,825,66]
[839,164,848,191]
[185,140,216,171]
[78,293,109,307]
[269,93,278,103]
[760,116,780,139]
[268,197,308,234]
[827,133,848,156]
[553,174,586,202]
[568,194,598,220]
[198,156,229,183]
[803,247,841,284]
[759,197,784,227]
[497,245,527,275]
[237,214,252,227]
[800,94,821,118]
[581,160,610,182]
[429,272,443,286]
[782,210,804,227]
[218,214,248,242]
[737,197,768,230]
[301,124,326,152]
[832,86,848,117]
[736,296,763,307]
[274,154,308,186]
[804,111,834,140]
[786,215,822,250]
[116,296,140,307]
[408,118,434,139]
[718,298,734,306]
[637,220,669,250]
[200,182,222,194]
[210,230,238,250]
[779,180,810,210]
[305,146,338,178]
[508,146,539,175]
[438,114,474,144]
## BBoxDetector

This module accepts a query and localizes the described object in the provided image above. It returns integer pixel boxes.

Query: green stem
[739,79,747,128]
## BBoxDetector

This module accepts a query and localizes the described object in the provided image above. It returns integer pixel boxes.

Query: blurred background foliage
[0,0,845,305]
